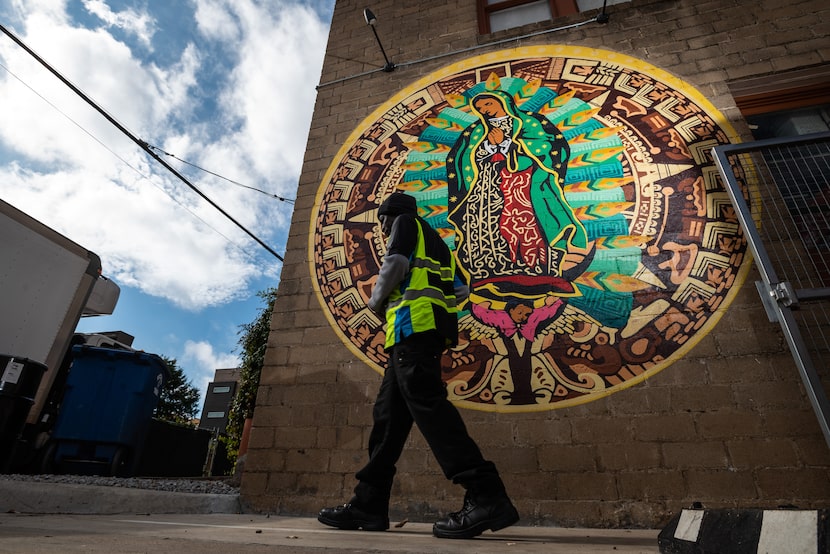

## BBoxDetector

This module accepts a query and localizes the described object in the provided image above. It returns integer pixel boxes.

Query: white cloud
[223,2,328,179]
[193,0,329,187]
[82,0,157,48]
[193,0,241,43]
[6,0,69,24]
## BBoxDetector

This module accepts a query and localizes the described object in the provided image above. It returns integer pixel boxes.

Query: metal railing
[713,131,830,449]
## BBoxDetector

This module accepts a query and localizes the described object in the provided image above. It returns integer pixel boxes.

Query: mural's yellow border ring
[308,45,750,413]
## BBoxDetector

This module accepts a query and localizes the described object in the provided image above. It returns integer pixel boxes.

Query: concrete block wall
[240,0,830,527]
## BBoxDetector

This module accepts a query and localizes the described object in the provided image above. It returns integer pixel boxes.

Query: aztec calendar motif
[310,46,749,413]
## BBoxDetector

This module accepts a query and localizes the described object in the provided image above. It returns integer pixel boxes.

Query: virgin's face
[473,97,507,118]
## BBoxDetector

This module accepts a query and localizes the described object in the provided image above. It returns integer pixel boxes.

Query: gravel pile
[0,473,239,495]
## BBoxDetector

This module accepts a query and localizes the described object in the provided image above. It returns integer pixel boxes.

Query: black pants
[352,332,506,514]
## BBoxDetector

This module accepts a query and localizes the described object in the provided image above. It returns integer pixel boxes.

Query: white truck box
[0,199,118,424]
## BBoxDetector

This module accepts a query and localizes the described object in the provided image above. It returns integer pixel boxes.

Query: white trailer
[0,198,119,426]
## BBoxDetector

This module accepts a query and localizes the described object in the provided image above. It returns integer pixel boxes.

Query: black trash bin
[0,355,47,472]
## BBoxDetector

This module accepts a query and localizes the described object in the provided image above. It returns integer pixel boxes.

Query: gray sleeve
[368,253,409,314]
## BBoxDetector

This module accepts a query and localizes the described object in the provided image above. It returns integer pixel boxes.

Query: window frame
[476,0,579,34]
[730,66,830,117]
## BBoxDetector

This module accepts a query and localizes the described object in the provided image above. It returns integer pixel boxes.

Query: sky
[0,0,335,407]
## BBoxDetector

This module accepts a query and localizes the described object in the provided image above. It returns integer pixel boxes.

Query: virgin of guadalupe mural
[310,46,748,413]
[448,89,589,286]
[403,72,648,406]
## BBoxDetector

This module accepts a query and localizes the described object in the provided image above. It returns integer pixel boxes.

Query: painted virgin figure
[397,74,644,406]
[447,89,591,303]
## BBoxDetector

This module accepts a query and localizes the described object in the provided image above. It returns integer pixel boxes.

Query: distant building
[79,331,135,350]
[198,368,241,435]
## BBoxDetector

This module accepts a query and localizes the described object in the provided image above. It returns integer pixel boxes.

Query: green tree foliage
[222,287,277,460]
[154,356,201,425]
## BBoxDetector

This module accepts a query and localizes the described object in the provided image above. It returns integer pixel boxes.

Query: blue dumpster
[44,345,169,476]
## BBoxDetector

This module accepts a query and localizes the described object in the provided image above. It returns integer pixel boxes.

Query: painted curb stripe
[757,510,818,554]
[674,509,704,542]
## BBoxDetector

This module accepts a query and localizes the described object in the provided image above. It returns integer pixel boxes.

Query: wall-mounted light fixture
[364,8,395,72]
[597,0,610,24]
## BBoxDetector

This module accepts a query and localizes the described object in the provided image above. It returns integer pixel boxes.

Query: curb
[658,508,829,553]
[0,480,241,515]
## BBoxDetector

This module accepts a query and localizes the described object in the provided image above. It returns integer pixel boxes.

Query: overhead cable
[147,144,295,204]
[317,15,601,89]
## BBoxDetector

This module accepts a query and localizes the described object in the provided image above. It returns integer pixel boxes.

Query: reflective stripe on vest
[385,219,457,349]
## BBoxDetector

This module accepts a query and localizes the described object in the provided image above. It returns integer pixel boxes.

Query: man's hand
[368,298,386,316]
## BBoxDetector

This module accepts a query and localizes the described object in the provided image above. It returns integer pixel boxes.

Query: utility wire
[317,14,602,88]
[0,59,260,263]
[147,144,295,204]
[0,22,284,262]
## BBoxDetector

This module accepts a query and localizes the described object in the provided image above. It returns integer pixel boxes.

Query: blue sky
[0,0,335,405]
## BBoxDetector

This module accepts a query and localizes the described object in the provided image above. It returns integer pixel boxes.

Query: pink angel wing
[471,302,518,337]
[520,298,565,341]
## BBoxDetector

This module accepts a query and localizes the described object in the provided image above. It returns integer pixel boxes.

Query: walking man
[318,192,519,539]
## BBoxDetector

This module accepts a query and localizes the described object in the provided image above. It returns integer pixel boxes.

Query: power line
[0,22,284,262]
[317,14,600,88]
[147,144,295,204]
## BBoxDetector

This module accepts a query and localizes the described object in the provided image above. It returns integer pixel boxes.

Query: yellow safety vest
[385,219,457,349]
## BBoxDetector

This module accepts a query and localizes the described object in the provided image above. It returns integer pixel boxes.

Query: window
[730,66,830,287]
[479,1,573,34]
[212,385,231,394]
[206,411,225,418]
[477,0,630,34]
[746,106,830,140]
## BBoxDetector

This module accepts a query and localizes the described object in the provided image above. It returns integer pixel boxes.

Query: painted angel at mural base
[397,73,652,407]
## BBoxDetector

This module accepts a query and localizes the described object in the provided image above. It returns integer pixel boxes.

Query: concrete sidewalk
[0,513,660,553]
[0,479,660,552]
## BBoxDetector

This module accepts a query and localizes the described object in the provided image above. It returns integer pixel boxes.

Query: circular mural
[310,45,748,412]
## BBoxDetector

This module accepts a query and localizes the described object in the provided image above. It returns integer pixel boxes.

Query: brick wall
[240,0,830,527]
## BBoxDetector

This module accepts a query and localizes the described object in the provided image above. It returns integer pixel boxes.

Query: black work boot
[318,503,390,531]
[432,492,519,539]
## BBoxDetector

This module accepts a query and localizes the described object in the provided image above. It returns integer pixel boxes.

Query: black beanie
[378,192,417,216]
